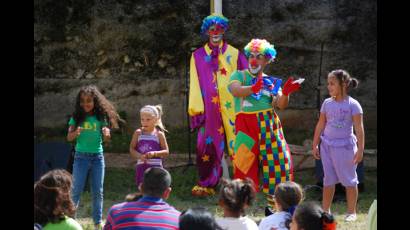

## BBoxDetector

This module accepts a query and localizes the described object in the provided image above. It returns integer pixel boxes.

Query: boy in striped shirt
[104,167,180,230]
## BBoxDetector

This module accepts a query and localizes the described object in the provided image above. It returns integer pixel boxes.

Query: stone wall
[34,0,376,134]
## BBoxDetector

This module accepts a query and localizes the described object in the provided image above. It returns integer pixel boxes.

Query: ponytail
[140,104,168,132]
[239,178,256,207]
[329,69,359,92]
[349,78,359,89]
[154,104,168,132]
[219,178,256,214]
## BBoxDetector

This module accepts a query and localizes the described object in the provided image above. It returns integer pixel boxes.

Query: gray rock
[96,68,110,78]
[134,62,144,68]
[157,59,167,68]
[166,66,176,76]
[85,73,94,79]
[74,69,85,79]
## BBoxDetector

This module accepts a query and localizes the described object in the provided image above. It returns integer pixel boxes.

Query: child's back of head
[274,181,304,214]
[291,202,336,230]
[219,178,256,215]
[179,207,223,230]
[259,181,304,230]
[34,169,76,226]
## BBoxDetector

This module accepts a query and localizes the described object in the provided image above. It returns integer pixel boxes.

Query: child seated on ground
[290,202,336,230]
[34,169,83,230]
[179,207,223,230]
[259,181,304,230]
[216,178,258,230]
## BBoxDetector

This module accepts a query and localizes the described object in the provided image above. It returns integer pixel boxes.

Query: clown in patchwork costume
[228,39,302,208]
[188,14,248,196]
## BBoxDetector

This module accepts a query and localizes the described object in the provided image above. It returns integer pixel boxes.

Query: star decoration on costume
[218,126,224,135]
[206,136,213,144]
[212,167,218,176]
[226,55,232,65]
[225,101,232,109]
[201,88,207,98]
[219,141,225,150]
[212,96,219,104]
[220,67,227,76]
[202,154,210,162]
[205,55,211,62]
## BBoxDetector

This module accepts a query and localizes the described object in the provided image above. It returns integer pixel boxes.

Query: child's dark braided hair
[293,202,336,230]
[219,178,256,215]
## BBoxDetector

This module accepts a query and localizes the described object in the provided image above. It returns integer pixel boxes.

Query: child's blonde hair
[140,104,167,132]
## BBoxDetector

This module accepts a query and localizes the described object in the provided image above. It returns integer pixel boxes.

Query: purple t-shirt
[321,96,363,139]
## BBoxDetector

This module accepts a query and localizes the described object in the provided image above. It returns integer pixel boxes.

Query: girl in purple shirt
[129,105,170,189]
[312,69,365,222]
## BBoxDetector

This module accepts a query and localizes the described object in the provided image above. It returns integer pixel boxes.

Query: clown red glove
[251,76,263,93]
[282,77,301,96]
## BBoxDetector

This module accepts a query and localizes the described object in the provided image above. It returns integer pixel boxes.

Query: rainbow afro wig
[244,39,277,62]
[200,14,229,35]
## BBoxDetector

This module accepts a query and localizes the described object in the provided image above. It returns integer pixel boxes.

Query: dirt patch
[105,145,377,170]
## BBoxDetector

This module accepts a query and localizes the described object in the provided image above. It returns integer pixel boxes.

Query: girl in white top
[216,178,258,230]
[259,181,304,230]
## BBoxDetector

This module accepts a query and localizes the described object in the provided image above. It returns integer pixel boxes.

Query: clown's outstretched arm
[276,91,289,110]
[229,82,253,97]
[276,77,302,110]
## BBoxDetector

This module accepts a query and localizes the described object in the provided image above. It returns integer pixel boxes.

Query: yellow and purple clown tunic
[188,16,247,190]
[228,39,294,201]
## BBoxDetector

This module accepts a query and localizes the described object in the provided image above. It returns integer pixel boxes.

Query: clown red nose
[250,59,258,66]
[209,24,224,35]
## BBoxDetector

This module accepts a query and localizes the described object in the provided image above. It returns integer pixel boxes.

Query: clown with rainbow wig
[228,39,302,209]
[188,14,248,196]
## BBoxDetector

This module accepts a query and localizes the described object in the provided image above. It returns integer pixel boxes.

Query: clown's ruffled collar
[204,41,228,72]
[204,40,228,56]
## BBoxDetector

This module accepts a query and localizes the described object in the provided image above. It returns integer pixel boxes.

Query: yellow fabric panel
[217,45,239,156]
[188,54,204,116]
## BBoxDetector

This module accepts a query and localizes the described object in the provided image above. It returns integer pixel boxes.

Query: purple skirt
[135,159,163,189]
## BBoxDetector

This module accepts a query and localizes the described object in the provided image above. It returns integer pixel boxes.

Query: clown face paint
[249,63,261,74]
[208,24,225,45]
[248,53,265,74]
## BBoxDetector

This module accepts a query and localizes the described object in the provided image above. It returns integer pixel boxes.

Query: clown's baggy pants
[232,110,294,207]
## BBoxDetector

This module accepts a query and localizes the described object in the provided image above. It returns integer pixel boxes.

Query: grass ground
[35,126,377,229]
[76,166,376,230]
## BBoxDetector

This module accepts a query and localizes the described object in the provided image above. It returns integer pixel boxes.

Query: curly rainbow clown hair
[244,39,277,62]
[200,14,229,35]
